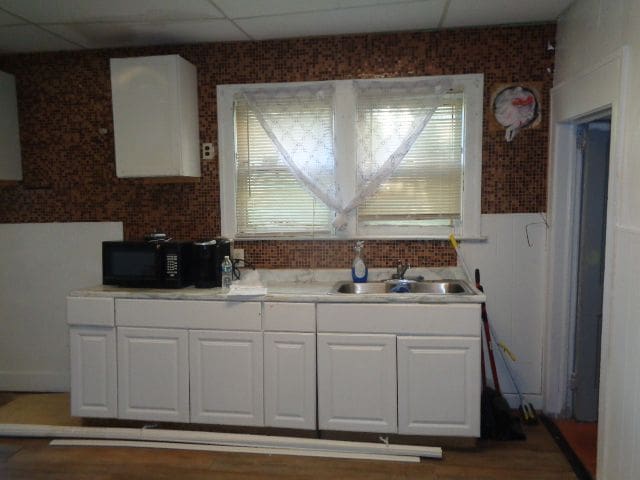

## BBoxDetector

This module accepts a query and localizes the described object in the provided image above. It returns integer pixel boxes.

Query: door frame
[544,46,629,474]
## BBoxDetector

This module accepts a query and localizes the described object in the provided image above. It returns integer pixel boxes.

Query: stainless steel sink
[332,279,473,295]
[410,281,471,294]
[333,282,396,294]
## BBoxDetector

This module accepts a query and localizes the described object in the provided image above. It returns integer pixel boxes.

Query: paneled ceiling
[0,0,573,54]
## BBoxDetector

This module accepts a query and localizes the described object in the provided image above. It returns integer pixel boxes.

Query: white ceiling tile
[0,0,570,54]
[0,24,81,53]
[443,0,574,28]
[46,19,249,49]
[0,0,224,24]
[237,1,446,40]
[0,8,25,25]
[339,0,427,6]
[213,0,426,19]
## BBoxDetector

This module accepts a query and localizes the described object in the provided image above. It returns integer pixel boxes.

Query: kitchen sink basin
[332,279,473,295]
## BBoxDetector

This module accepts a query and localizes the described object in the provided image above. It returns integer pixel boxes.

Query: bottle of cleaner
[221,255,233,288]
[351,241,368,283]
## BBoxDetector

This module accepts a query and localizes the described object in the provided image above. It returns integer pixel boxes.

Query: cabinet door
[0,70,21,181]
[117,327,189,422]
[69,326,117,418]
[397,336,481,437]
[190,330,263,426]
[264,332,316,430]
[317,333,397,433]
[110,55,199,178]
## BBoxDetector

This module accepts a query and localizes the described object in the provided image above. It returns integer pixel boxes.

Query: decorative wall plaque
[490,83,542,141]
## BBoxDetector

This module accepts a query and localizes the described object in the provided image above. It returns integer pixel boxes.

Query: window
[355,90,464,236]
[234,96,334,236]
[217,75,483,239]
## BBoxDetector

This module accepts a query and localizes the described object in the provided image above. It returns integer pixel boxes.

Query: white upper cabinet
[110,55,200,178]
[0,70,22,181]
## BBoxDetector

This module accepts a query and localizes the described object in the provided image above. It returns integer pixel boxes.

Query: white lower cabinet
[397,336,481,436]
[69,326,117,418]
[317,333,397,433]
[264,332,316,430]
[69,296,481,438]
[189,330,264,426]
[117,327,189,422]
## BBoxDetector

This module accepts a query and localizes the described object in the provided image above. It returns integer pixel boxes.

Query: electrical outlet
[233,248,245,261]
[202,143,214,160]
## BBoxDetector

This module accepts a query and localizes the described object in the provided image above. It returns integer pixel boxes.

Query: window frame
[217,74,483,240]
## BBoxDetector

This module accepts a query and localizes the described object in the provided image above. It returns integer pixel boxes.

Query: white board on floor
[0,222,123,391]
[49,439,422,463]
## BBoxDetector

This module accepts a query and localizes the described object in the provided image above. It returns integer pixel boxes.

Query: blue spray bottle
[351,240,368,283]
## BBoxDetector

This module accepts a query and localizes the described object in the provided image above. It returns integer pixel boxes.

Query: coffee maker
[191,238,232,288]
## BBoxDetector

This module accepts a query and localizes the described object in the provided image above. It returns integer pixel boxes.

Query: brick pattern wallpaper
[234,240,456,269]
[0,25,555,269]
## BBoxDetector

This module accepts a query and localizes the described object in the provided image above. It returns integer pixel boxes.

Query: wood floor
[0,425,579,479]
[0,393,577,479]
[555,419,597,478]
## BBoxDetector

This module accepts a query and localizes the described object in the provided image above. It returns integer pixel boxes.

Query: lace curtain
[334,78,452,228]
[241,85,342,213]
[241,78,452,230]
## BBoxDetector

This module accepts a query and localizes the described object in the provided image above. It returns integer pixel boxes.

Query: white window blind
[234,97,333,236]
[357,93,463,227]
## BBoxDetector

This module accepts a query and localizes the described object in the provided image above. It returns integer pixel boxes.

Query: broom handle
[476,269,502,395]
[480,339,487,388]
[488,316,527,405]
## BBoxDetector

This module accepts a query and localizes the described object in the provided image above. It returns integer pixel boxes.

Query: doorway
[572,119,610,423]
[554,117,611,479]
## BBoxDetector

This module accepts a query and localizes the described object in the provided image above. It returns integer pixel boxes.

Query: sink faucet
[393,260,410,280]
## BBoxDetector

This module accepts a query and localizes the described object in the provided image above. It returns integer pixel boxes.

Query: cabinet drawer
[115,299,261,330]
[67,296,114,326]
[262,302,315,332]
[317,303,480,336]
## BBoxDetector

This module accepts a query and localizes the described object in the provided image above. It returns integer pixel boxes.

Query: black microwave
[102,241,193,288]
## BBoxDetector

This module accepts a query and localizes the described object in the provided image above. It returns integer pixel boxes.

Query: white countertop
[70,267,486,304]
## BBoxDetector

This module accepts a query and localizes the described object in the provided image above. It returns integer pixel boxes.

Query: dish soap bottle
[351,241,368,283]
[221,255,233,288]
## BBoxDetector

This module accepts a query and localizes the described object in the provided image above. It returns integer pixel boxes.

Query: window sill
[232,235,488,242]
